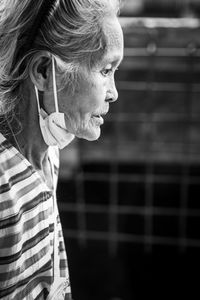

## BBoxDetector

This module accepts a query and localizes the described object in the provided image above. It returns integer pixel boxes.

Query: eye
[101,66,118,77]
[101,67,113,77]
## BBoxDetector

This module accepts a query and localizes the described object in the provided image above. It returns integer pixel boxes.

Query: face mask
[35,56,75,149]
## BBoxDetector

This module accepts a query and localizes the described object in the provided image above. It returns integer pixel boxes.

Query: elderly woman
[0,0,123,299]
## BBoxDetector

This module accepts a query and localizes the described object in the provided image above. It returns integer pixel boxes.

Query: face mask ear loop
[52,56,59,113]
[34,85,41,115]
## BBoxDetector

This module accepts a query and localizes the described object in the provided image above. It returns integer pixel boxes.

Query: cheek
[60,95,91,133]
[59,73,105,122]
[86,81,106,109]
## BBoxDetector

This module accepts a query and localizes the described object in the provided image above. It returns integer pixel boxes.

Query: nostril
[106,97,114,103]
[108,95,118,103]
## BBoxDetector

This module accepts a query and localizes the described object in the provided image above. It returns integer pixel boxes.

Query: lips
[92,115,104,122]
[92,112,108,126]
[93,111,108,118]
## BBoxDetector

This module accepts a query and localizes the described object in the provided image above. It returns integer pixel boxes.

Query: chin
[77,128,101,141]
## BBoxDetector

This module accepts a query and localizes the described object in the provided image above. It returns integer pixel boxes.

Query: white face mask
[35,56,75,149]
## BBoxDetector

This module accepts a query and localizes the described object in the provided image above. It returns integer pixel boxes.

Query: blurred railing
[120,0,200,18]
[58,16,200,252]
[57,17,200,300]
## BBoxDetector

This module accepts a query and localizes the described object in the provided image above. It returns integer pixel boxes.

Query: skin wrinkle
[43,16,124,142]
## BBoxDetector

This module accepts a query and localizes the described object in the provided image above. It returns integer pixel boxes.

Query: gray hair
[0,0,120,116]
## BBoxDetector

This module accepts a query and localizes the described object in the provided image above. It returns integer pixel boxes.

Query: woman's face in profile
[57,16,124,141]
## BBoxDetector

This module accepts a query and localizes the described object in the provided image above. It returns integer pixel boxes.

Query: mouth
[92,112,108,125]
[93,111,108,118]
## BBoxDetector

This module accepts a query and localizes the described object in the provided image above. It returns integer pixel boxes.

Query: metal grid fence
[57,18,200,299]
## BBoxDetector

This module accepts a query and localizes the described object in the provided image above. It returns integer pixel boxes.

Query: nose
[106,78,118,103]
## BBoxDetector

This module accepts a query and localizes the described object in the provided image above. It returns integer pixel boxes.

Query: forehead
[101,16,124,64]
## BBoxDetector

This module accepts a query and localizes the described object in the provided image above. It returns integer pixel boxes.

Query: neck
[7,79,49,172]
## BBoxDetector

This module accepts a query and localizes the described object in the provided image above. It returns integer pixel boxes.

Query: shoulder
[0,133,33,184]
[0,133,51,213]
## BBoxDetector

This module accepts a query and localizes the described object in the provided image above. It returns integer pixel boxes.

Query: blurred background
[57,1,200,299]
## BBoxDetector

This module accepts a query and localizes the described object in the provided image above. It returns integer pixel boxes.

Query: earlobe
[29,52,51,91]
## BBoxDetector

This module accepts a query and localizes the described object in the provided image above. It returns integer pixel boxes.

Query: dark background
[57,1,200,299]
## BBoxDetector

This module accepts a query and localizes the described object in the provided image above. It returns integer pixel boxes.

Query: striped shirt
[0,133,71,299]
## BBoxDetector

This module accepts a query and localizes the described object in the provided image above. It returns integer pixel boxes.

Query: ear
[29,51,52,91]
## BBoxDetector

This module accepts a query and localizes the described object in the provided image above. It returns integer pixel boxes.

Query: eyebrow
[104,54,124,66]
